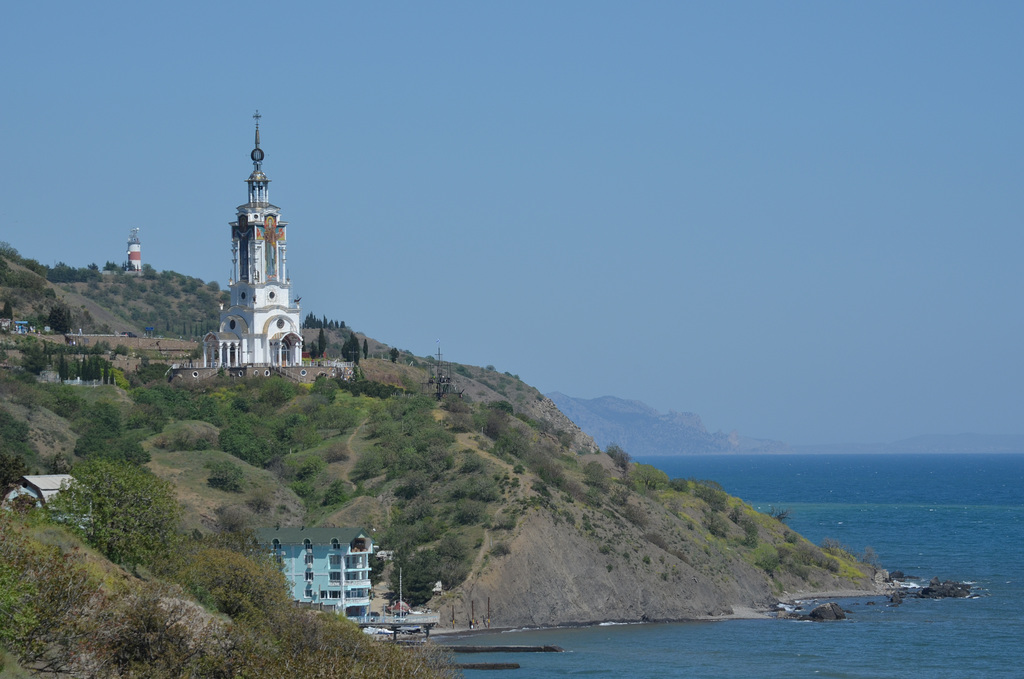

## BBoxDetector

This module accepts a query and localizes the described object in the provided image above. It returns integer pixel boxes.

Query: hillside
[1,255,887,672]
[548,392,789,456]
[2,369,881,632]
[0,243,226,338]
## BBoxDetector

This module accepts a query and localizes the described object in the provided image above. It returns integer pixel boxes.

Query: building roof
[19,475,74,502]
[255,526,369,546]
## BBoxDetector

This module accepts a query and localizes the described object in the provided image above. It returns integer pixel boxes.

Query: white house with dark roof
[256,526,373,619]
[3,474,74,507]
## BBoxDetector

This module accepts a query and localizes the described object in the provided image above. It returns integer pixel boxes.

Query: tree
[582,460,609,491]
[74,400,148,464]
[630,463,669,492]
[0,409,33,465]
[321,479,348,506]
[362,338,368,359]
[181,546,291,618]
[342,335,361,364]
[0,451,29,490]
[316,328,326,358]
[19,338,48,374]
[391,549,442,607]
[47,301,73,334]
[1,298,11,320]
[606,444,632,472]
[389,347,400,363]
[48,459,182,568]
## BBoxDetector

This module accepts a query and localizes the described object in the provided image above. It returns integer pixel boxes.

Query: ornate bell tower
[204,112,303,368]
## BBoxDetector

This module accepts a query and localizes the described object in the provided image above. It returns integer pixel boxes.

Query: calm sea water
[448,454,1024,678]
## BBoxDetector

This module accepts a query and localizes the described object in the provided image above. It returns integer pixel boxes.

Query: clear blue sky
[3,2,1022,445]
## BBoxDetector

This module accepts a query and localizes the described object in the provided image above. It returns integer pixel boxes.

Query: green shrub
[692,482,728,512]
[207,460,244,492]
[293,454,326,481]
[321,440,349,463]
[351,450,384,480]
[703,509,729,538]
[460,452,486,474]
[582,461,609,491]
[452,499,486,525]
[668,478,690,492]
[492,513,517,531]
[621,503,649,528]
[320,480,349,507]
[447,475,500,503]
[739,517,759,547]
[753,544,780,574]
[289,480,316,501]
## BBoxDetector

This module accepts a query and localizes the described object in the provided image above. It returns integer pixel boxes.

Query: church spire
[251,110,264,171]
[247,110,269,205]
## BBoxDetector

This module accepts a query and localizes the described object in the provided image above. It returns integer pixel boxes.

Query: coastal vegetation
[1,251,881,674]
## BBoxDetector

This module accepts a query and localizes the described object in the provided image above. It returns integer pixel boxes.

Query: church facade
[202,114,303,369]
[172,116,350,384]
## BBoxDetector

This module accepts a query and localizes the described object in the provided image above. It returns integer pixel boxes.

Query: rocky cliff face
[453,511,761,626]
[440,491,877,628]
[530,395,600,455]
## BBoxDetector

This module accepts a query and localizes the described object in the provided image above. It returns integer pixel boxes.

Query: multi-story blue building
[257,526,373,619]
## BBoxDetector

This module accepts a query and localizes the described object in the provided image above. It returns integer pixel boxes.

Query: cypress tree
[362,338,368,359]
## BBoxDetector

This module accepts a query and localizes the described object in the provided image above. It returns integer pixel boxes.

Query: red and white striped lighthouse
[126,228,141,272]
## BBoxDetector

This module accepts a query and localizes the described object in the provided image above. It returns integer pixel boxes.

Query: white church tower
[203,112,303,368]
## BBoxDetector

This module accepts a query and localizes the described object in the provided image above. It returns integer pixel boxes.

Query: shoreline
[429,587,888,639]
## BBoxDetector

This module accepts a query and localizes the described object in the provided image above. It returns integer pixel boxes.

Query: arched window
[331,538,341,550]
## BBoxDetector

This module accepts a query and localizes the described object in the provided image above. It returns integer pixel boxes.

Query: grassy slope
[1,364,877,630]
[1,256,878,629]
[1,251,226,337]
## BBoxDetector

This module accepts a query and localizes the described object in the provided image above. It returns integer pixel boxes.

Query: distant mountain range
[545,392,788,456]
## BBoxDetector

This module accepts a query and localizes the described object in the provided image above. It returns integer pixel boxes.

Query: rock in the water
[918,577,971,599]
[808,602,847,621]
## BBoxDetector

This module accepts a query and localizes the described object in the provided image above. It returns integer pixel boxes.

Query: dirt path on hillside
[470,527,492,576]
[448,431,519,577]
[326,416,368,482]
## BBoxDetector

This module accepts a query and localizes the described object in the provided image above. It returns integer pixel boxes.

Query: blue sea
[448,454,1024,678]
